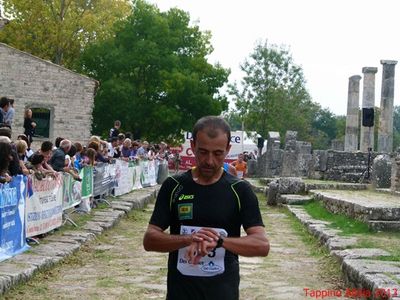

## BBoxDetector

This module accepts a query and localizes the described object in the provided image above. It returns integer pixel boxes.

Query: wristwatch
[215,237,224,248]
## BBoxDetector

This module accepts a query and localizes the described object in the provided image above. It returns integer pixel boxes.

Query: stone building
[0,43,98,144]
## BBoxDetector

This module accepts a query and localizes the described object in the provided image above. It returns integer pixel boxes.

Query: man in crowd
[143,115,269,299]
[49,139,72,172]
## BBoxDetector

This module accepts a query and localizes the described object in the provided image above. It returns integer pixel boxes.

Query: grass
[302,201,371,235]
[298,199,400,261]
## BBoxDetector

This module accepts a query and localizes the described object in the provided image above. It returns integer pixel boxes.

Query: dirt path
[4,196,350,300]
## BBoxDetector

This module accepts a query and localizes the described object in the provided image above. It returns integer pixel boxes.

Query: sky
[148,0,400,116]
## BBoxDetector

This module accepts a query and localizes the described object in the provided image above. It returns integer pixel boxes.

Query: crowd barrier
[0,159,168,262]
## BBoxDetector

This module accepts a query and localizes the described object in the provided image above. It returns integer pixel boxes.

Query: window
[31,107,50,138]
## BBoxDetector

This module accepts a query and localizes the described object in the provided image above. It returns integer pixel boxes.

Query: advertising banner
[80,166,93,199]
[0,175,30,261]
[113,160,134,196]
[93,163,116,197]
[26,174,63,237]
[62,173,82,210]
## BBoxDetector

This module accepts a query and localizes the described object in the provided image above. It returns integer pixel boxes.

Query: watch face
[219,231,227,238]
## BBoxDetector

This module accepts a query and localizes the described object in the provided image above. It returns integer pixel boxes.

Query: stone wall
[318,150,377,182]
[0,43,98,144]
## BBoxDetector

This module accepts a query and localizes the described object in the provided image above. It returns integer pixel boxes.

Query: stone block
[372,154,392,188]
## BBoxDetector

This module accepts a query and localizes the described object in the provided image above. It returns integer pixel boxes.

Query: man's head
[238,153,244,162]
[60,139,72,153]
[40,141,53,161]
[114,120,121,129]
[0,127,12,138]
[190,116,231,180]
[0,97,10,112]
[111,136,118,147]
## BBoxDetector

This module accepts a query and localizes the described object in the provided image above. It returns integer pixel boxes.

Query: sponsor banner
[133,164,142,190]
[140,160,157,187]
[62,173,82,210]
[80,166,93,199]
[26,174,63,238]
[114,160,134,196]
[0,175,30,262]
[172,131,259,170]
[93,163,116,197]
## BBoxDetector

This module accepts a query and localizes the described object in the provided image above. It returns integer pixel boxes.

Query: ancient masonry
[359,67,378,152]
[344,75,361,151]
[0,43,98,144]
[378,60,398,153]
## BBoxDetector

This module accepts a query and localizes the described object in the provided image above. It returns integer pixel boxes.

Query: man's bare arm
[210,226,269,257]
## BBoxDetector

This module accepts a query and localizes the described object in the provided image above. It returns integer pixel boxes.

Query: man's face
[2,104,9,112]
[191,129,231,180]
[238,154,244,162]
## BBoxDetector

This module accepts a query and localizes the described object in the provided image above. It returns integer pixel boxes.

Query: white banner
[26,174,63,237]
[113,160,134,196]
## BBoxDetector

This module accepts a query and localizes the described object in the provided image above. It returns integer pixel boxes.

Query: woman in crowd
[14,139,31,176]
[23,109,36,144]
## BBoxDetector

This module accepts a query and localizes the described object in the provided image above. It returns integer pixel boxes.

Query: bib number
[177,225,227,277]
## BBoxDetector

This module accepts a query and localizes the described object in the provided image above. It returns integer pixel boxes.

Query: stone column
[360,67,378,152]
[378,60,397,153]
[344,75,361,151]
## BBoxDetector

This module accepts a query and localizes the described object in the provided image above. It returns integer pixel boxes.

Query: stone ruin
[253,59,400,190]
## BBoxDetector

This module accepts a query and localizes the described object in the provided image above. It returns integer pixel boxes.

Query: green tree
[0,0,131,68]
[80,0,229,142]
[229,41,318,141]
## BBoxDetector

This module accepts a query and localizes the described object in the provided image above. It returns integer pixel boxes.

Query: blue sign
[0,175,30,261]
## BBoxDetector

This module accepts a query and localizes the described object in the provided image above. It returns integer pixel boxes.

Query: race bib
[177,225,227,277]
[237,171,244,179]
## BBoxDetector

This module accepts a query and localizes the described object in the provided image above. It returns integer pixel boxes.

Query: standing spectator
[109,120,121,139]
[0,97,10,127]
[14,140,31,175]
[231,153,247,179]
[4,99,14,128]
[23,108,36,143]
[173,152,181,174]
